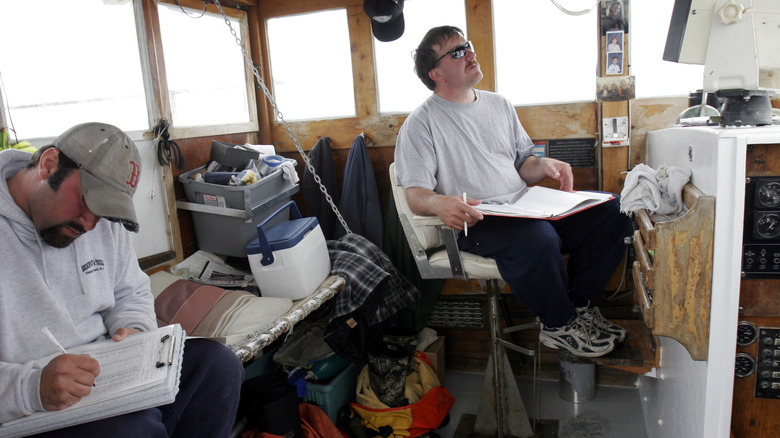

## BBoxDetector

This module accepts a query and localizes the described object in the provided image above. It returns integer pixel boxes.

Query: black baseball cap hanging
[364,0,405,42]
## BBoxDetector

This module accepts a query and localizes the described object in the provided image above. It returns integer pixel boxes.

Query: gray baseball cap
[54,123,141,232]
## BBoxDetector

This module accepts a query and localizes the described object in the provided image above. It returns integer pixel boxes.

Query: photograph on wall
[597,76,635,102]
[601,0,628,35]
[606,52,623,75]
[606,30,623,53]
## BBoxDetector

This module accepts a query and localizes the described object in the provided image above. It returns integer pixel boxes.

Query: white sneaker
[577,306,627,343]
[539,315,617,358]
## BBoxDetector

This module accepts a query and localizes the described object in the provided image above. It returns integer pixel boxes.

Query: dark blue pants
[458,195,632,328]
[32,338,245,438]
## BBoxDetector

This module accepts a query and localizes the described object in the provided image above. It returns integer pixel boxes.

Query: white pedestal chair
[389,163,537,438]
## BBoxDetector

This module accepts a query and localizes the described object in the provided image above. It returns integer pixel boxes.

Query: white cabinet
[641,126,780,438]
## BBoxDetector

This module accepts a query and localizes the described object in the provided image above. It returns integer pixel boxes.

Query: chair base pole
[474,280,534,438]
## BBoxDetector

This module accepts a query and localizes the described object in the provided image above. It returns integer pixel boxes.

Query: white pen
[42,327,67,354]
[463,192,468,237]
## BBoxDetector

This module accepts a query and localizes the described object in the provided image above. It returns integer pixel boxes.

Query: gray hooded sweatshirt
[0,149,156,423]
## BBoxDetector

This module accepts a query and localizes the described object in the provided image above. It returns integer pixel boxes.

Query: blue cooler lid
[246,201,320,266]
[263,217,319,251]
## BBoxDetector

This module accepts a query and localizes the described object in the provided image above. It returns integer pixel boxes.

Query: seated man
[0,123,244,437]
[394,26,633,358]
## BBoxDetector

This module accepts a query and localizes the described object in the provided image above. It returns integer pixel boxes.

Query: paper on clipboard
[473,186,613,220]
[0,324,185,438]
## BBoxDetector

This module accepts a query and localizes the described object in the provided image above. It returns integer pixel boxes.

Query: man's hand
[519,156,574,192]
[40,354,100,411]
[542,158,574,192]
[406,187,483,231]
[111,327,140,342]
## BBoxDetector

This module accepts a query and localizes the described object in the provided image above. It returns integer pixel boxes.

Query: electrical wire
[174,0,209,18]
[549,0,600,16]
[153,118,185,169]
[0,70,19,146]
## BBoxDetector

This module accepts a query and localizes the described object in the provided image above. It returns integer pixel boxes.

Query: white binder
[0,324,185,438]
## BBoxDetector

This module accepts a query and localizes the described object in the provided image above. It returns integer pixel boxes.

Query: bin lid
[246,216,319,255]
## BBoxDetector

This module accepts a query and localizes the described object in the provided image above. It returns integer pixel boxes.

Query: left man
[0,122,244,437]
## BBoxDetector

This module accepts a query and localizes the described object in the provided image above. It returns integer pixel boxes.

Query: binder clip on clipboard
[156,334,175,368]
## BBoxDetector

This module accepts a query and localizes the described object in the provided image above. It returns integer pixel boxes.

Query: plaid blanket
[325,233,420,362]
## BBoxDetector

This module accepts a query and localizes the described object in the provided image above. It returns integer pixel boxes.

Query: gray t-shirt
[394,89,534,204]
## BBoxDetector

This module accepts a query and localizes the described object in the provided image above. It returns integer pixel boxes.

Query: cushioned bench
[149,271,345,362]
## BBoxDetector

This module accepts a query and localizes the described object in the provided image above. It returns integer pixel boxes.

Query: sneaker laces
[580,306,620,333]
[579,306,601,324]
[567,316,600,346]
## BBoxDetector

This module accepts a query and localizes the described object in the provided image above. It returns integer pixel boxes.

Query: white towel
[279,160,299,185]
[620,164,692,222]
[242,143,276,156]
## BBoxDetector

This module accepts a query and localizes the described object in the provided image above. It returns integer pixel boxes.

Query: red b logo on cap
[126,161,140,188]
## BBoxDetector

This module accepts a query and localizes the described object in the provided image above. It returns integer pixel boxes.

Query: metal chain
[213,0,352,234]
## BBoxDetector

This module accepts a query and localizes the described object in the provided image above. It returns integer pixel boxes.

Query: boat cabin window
[0,0,256,141]
[0,0,148,139]
[157,2,256,132]
[374,0,467,114]
[630,0,703,98]
[266,9,356,121]
[494,0,597,106]
[0,0,711,141]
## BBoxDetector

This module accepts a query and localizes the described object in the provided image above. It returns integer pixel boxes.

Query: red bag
[350,352,454,437]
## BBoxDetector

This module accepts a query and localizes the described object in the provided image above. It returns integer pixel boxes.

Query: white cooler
[246,202,330,300]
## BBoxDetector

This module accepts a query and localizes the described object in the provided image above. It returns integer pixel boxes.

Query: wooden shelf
[632,184,715,361]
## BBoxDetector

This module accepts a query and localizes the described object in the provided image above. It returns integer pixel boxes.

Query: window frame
[264,8,357,122]
[492,0,599,107]
[153,0,259,140]
[0,0,153,144]
[0,0,258,144]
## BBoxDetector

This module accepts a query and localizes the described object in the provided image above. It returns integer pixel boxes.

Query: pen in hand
[463,192,468,237]
[42,327,67,354]
[42,327,98,387]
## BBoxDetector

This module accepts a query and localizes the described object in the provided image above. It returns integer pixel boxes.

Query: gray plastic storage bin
[177,167,299,258]
[179,166,290,214]
[209,140,260,169]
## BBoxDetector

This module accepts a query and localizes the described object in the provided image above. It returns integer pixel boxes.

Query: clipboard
[0,324,185,438]
[473,186,614,220]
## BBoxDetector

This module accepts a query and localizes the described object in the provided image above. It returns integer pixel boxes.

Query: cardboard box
[424,336,445,386]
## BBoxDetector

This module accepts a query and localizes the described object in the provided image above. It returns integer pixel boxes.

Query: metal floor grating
[428,299,485,329]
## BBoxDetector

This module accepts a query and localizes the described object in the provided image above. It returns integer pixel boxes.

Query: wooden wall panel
[601,100,629,193]
[349,5,378,117]
[516,102,597,140]
[466,0,495,92]
[629,96,689,167]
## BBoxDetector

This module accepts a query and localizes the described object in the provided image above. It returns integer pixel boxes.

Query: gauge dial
[737,321,759,346]
[754,212,780,239]
[756,181,780,209]
[735,353,756,378]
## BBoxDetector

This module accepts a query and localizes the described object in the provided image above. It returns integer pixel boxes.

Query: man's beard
[39,221,86,248]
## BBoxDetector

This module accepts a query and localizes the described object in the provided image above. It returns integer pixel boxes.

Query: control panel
[754,327,780,399]
[743,177,780,277]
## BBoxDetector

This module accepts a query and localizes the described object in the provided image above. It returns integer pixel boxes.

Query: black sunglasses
[435,41,474,64]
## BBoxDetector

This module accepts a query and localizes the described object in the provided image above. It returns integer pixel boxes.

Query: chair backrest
[389,163,444,250]
[389,163,502,281]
